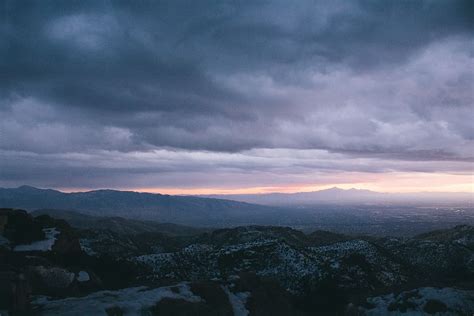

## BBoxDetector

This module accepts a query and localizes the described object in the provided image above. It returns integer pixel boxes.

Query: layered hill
[204,187,473,206]
[31,209,208,236]
[0,186,284,227]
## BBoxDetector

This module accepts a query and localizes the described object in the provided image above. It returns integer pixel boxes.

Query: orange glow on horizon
[58,172,474,195]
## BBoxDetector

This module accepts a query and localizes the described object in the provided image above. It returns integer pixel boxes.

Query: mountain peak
[324,187,345,192]
[320,187,376,193]
[17,185,42,191]
[13,185,61,194]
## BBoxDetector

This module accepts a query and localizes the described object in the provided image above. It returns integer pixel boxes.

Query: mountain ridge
[0,186,284,227]
[201,186,473,206]
[31,209,209,236]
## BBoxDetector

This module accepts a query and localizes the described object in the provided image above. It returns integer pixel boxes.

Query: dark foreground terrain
[1,208,473,315]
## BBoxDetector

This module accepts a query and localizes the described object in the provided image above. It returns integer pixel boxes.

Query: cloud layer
[1,0,473,191]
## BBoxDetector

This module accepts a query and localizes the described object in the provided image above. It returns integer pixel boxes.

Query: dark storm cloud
[0,0,473,188]
[1,148,472,189]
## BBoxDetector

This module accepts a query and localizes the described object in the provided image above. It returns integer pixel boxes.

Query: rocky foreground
[0,208,473,315]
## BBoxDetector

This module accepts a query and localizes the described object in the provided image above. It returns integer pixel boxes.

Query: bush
[105,306,123,316]
[423,299,447,314]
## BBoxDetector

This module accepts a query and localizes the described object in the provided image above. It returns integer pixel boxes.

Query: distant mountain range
[0,185,283,227]
[203,187,473,206]
[1,185,472,231]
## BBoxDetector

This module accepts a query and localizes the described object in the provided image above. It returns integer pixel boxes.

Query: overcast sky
[0,0,473,193]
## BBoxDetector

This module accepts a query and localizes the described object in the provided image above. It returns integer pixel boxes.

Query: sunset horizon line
[9,184,473,196]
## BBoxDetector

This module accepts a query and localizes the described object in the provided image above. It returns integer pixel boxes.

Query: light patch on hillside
[14,228,59,252]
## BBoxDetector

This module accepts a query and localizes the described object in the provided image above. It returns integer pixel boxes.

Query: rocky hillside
[0,208,473,315]
[32,209,209,236]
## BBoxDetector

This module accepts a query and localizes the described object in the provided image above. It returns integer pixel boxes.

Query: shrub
[423,299,448,314]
